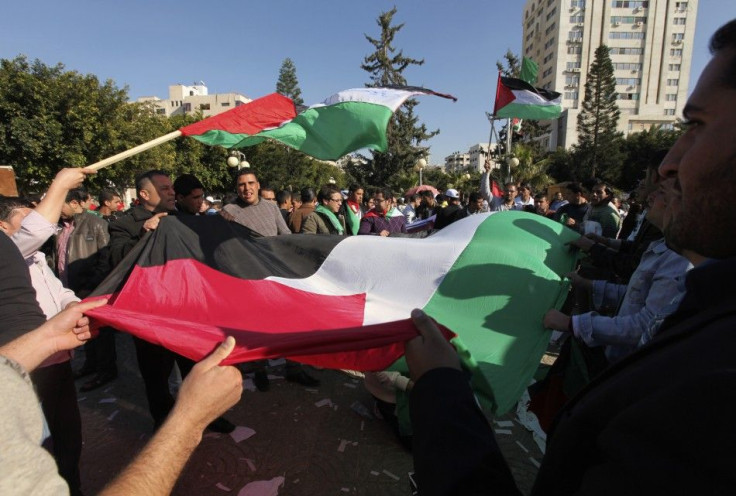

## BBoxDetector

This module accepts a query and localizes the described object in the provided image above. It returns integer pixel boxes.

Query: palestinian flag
[494,74,562,120]
[181,87,456,161]
[86,211,577,415]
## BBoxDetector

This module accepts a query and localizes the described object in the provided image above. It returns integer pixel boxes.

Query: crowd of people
[0,18,735,496]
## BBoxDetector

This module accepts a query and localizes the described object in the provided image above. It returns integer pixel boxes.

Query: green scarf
[315,204,344,234]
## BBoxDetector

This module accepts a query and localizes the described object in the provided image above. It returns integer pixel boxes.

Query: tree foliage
[618,125,682,190]
[355,7,438,191]
[275,58,304,107]
[575,45,624,180]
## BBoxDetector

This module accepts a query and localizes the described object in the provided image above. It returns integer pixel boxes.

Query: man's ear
[0,220,9,234]
[138,189,150,202]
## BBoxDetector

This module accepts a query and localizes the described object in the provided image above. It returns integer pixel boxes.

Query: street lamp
[414,158,427,186]
[227,150,250,169]
[506,156,519,183]
[328,176,336,185]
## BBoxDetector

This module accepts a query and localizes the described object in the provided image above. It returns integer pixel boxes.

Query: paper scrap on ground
[315,398,333,408]
[216,482,231,491]
[337,439,351,452]
[382,470,400,481]
[230,426,256,443]
[107,410,119,421]
[243,377,256,392]
[237,476,285,496]
[99,397,116,404]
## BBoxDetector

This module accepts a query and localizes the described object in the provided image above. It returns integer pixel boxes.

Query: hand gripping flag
[86,212,578,415]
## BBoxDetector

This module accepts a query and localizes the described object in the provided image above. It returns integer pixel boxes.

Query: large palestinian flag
[180,87,456,161]
[86,211,577,415]
[494,74,562,120]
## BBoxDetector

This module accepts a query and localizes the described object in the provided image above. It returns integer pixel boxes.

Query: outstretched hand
[405,309,461,382]
[44,298,108,353]
[172,337,243,431]
[567,235,596,252]
[543,309,572,332]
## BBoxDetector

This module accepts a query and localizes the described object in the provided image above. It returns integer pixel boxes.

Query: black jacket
[108,206,157,268]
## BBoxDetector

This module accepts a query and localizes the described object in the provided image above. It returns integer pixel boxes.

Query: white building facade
[444,143,498,173]
[521,0,698,150]
[136,83,251,118]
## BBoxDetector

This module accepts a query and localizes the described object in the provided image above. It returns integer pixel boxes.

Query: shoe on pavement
[286,369,320,387]
[206,417,236,434]
[254,370,270,392]
[79,371,118,392]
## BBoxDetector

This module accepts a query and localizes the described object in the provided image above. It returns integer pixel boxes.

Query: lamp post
[328,176,336,185]
[414,158,427,186]
[227,151,250,170]
[506,156,519,184]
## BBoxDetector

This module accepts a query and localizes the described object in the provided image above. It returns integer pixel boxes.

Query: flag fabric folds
[494,74,562,120]
[519,57,539,85]
[86,211,577,415]
[181,87,456,161]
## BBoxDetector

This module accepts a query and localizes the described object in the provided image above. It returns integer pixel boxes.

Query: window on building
[664,109,676,115]
[565,91,579,100]
[567,61,582,69]
[665,94,678,101]
[610,47,643,55]
[221,102,230,107]
[565,75,580,85]
[543,52,554,63]
[613,62,643,71]
[673,17,686,25]
[616,77,641,86]
[199,103,211,110]
[568,46,582,54]
[610,32,646,40]
[611,1,649,8]
[547,8,556,20]
[668,63,681,71]
[545,23,556,34]
[156,108,166,115]
[662,123,675,130]
[618,93,640,100]
[667,79,679,86]
[569,30,583,39]
[610,16,647,24]
[670,48,683,56]
[571,0,586,8]
[672,33,685,41]
[543,67,554,78]
[183,103,191,112]
[189,91,194,96]
[675,2,688,11]
[570,15,584,23]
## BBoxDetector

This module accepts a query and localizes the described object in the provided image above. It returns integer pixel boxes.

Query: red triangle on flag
[493,74,517,115]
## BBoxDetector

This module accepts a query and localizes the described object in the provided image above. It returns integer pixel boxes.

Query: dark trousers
[31,361,83,496]
[80,326,118,375]
[132,336,194,428]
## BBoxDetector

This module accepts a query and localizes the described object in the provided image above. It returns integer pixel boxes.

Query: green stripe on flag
[495,101,562,120]
[233,101,395,160]
[393,211,578,416]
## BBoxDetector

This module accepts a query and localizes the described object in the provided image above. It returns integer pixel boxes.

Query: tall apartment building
[136,83,251,118]
[521,0,697,150]
[444,143,499,173]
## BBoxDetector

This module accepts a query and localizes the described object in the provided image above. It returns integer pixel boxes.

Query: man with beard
[403,19,736,495]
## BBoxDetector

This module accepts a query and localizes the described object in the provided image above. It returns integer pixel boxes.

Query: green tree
[275,58,304,107]
[510,143,555,192]
[575,45,624,180]
[0,56,131,191]
[359,7,438,191]
[619,125,682,190]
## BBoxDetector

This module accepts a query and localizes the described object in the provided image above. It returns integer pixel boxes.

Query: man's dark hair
[235,169,258,183]
[317,184,340,203]
[348,183,363,194]
[520,183,533,193]
[534,192,547,202]
[300,187,316,203]
[99,189,119,206]
[409,194,421,203]
[276,190,292,206]
[174,174,204,197]
[469,191,481,203]
[65,187,89,204]
[259,186,275,197]
[420,190,434,199]
[376,188,394,200]
[566,182,584,195]
[0,196,33,222]
[135,170,169,193]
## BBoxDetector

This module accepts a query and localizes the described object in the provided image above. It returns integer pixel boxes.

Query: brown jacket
[55,211,110,297]
[288,203,315,234]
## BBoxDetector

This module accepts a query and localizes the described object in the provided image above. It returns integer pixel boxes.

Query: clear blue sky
[1,0,734,165]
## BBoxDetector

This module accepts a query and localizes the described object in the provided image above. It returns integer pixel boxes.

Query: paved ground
[75,333,545,495]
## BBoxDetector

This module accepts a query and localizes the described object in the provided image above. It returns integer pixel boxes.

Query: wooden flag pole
[85,130,183,172]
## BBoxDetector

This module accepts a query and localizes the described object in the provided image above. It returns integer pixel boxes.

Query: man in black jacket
[109,170,234,433]
[404,20,736,496]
